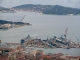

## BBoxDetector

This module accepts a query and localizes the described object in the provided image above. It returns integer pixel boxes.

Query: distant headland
[12,4,80,15]
[1,4,80,15]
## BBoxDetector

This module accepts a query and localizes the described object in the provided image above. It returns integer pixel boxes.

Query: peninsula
[0,20,31,29]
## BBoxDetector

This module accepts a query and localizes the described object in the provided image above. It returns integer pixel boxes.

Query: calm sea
[0,12,80,56]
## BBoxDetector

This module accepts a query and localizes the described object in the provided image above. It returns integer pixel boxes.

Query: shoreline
[15,11,80,16]
[0,23,32,30]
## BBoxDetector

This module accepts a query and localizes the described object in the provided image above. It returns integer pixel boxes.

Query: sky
[0,0,80,8]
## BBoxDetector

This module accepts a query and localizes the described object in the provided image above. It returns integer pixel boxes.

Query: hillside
[0,6,10,11]
[13,4,80,15]
[0,6,16,13]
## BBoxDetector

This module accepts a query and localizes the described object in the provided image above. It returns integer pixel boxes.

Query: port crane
[64,28,68,39]
[21,15,26,22]
[12,15,26,28]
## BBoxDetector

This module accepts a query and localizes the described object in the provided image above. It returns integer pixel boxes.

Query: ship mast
[64,28,68,39]
[76,37,79,44]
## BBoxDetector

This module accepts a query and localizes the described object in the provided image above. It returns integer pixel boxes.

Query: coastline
[0,20,32,30]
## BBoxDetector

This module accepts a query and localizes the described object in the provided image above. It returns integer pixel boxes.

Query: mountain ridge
[12,4,80,15]
[0,6,16,13]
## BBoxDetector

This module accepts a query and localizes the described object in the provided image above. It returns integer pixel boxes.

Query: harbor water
[0,12,80,56]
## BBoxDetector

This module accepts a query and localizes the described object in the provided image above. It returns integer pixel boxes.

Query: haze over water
[0,12,80,43]
[0,12,80,56]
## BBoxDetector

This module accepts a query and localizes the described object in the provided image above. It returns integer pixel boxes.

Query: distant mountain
[0,6,10,11]
[13,4,80,15]
[0,6,16,13]
[43,5,80,15]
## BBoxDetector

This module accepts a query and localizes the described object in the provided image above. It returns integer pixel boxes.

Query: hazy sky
[0,0,80,8]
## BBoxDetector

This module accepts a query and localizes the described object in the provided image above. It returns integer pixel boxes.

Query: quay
[0,34,80,60]
[20,35,80,49]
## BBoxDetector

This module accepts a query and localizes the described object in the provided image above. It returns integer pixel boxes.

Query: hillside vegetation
[13,4,80,15]
[0,20,24,24]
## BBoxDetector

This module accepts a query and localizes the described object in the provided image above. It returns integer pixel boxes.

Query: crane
[64,28,68,39]
[21,15,26,22]
[11,15,26,28]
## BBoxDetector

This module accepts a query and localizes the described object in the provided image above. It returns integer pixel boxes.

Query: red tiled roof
[41,55,51,59]
[54,53,64,57]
